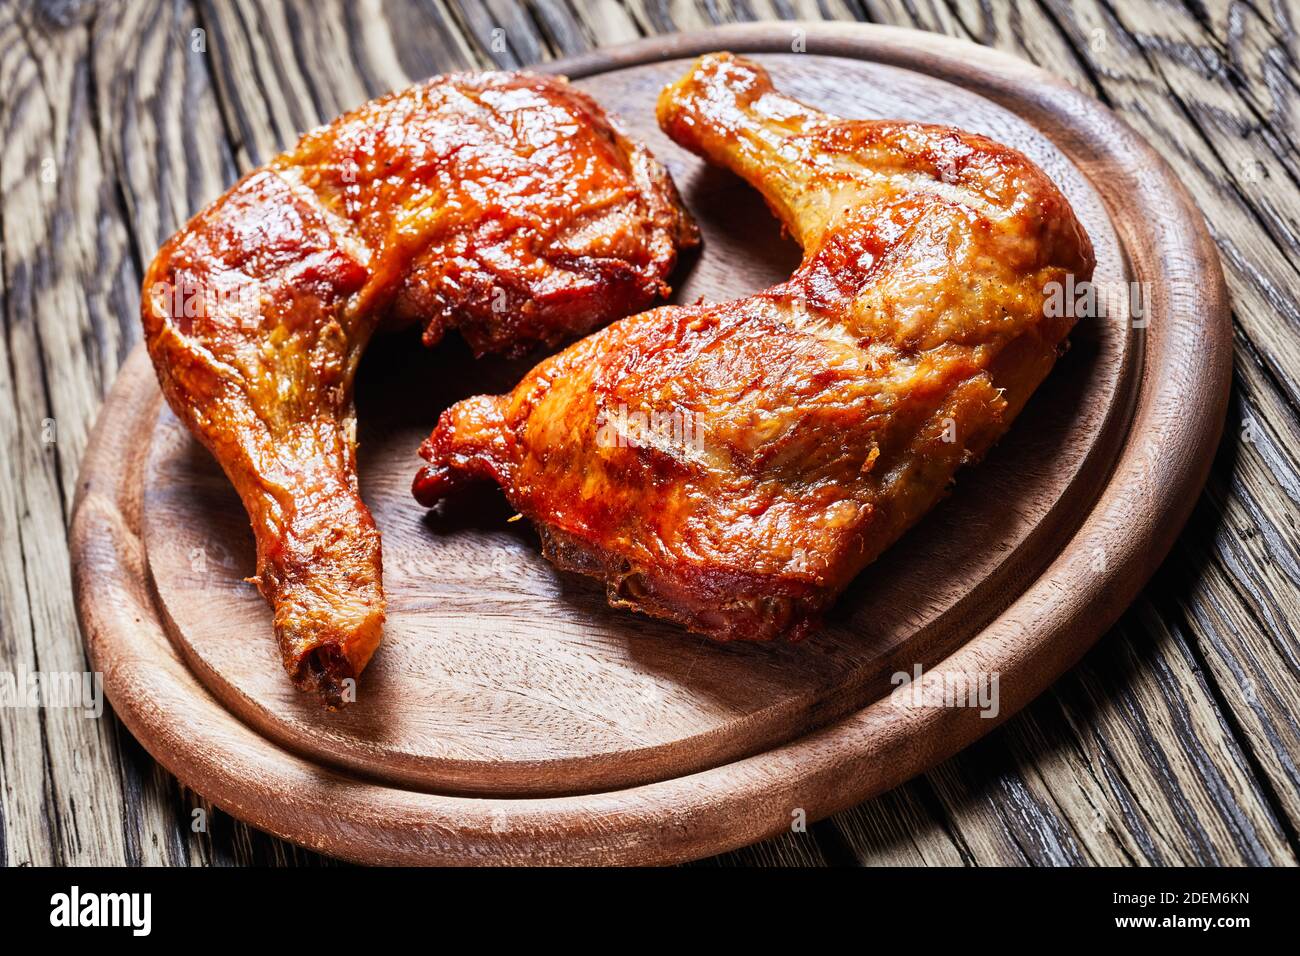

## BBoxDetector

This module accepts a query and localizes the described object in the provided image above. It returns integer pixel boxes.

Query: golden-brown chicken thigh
[143,72,695,704]
[413,53,1094,641]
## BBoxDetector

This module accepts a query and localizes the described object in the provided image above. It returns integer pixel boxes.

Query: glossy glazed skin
[142,72,696,704]
[413,53,1095,641]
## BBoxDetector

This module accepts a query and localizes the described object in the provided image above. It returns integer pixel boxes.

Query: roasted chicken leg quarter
[414,53,1095,641]
[143,72,696,704]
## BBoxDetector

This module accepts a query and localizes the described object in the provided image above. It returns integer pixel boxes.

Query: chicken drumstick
[413,53,1094,641]
[143,72,696,704]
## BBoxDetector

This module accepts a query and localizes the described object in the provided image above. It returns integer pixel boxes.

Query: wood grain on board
[2,0,1296,866]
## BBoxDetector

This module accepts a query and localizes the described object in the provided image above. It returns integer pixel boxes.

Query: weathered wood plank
[829,783,968,866]
[569,0,643,46]
[0,0,149,865]
[695,827,831,866]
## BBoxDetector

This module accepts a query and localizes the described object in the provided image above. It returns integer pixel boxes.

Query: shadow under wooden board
[71,23,1230,865]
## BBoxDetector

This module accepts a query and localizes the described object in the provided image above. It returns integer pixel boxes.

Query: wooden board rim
[70,22,1231,865]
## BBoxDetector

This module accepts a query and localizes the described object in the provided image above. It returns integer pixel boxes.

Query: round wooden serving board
[72,23,1229,865]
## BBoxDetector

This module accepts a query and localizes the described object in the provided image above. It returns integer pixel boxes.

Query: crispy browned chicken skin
[413,53,1094,641]
[142,72,696,704]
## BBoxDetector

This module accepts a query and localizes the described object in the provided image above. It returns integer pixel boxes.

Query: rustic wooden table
[2,0,1296,867]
